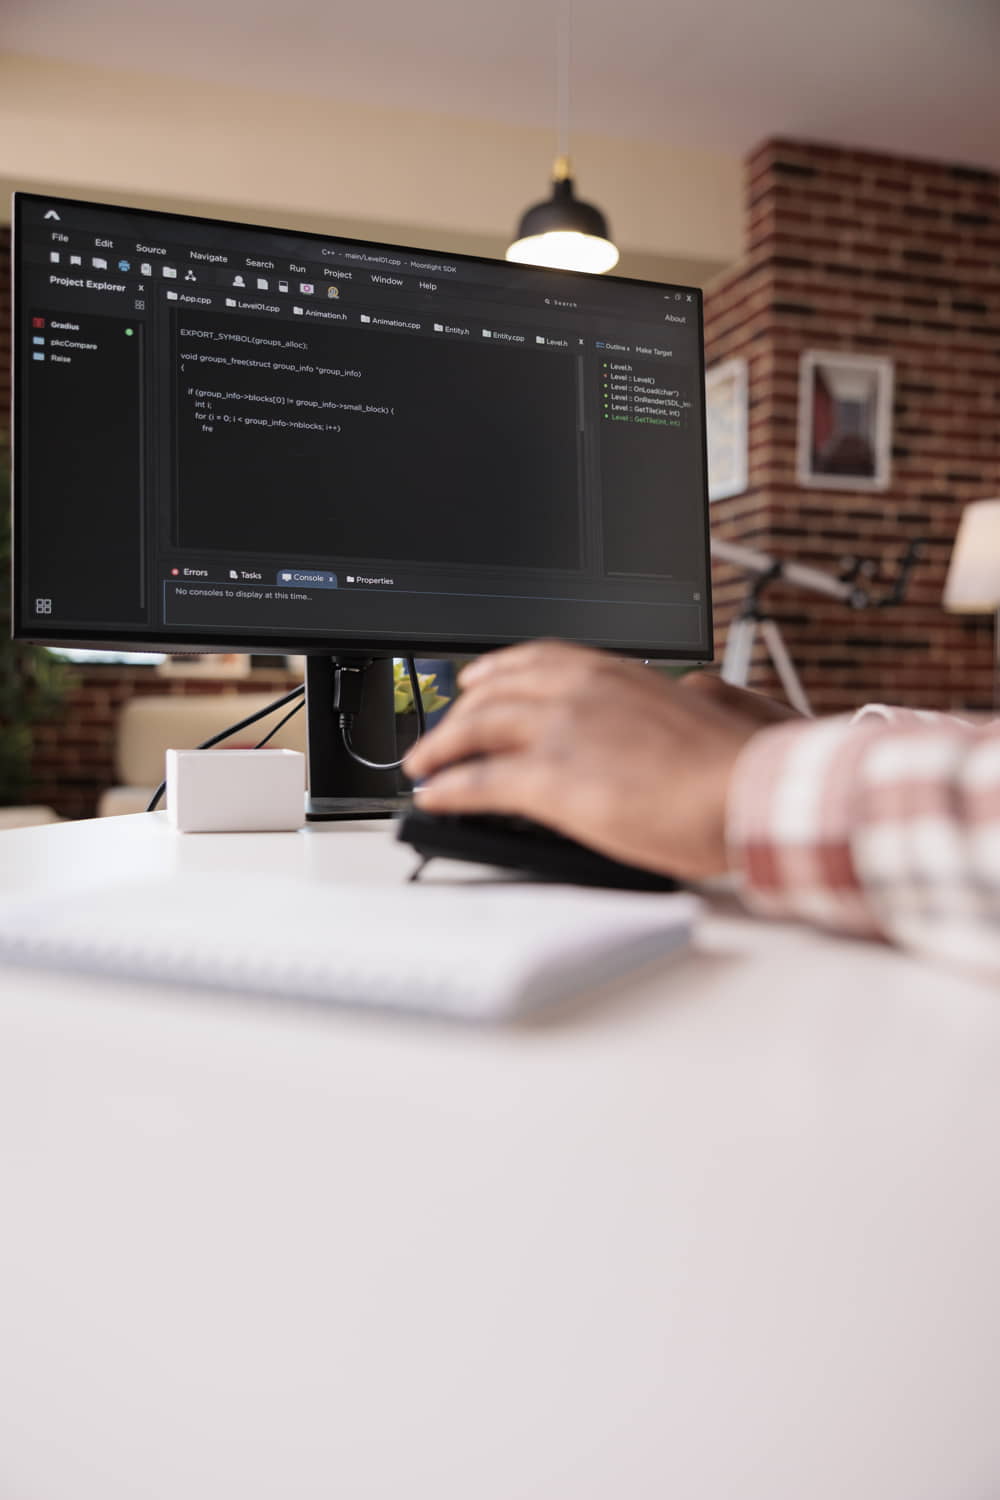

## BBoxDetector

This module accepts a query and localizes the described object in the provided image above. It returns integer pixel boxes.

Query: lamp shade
[506,166,619,274]
[943,499,1000,612]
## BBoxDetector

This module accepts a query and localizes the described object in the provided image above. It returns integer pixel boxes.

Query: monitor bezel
[11,190,714,664]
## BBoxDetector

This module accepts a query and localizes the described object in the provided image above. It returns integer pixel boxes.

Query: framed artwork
[796,350,894,491]
[705,357,748,501]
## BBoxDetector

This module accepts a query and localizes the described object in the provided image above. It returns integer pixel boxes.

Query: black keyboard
[396,809,681,892]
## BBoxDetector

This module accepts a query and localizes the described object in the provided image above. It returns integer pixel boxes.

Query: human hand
[403,641,771,880]
[679,670,802,725]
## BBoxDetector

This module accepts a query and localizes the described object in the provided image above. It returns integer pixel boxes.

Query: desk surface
[0,815,998,1500]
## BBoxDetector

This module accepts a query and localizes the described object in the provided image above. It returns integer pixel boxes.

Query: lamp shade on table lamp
[943,499,1000,612]
[944,498,1000,710]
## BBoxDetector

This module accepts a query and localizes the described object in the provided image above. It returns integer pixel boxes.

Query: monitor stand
[304,655,408,822]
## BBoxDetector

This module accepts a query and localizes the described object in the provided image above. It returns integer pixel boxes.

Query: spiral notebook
[0,872,698,1021]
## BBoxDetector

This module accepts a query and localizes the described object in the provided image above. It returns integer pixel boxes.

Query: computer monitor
[12,192,712,817]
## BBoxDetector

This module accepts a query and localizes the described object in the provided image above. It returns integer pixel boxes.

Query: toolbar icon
[140,262,152,277]
[43,210,60,221]
[69,255,82,266]
[163,266,177,279]
[49,251,60,263]
[118,259,131,272]
[233,274,246,288]
[256,277,268,290]
[299,282,314,295]
[327,285,339,299]
[278,279,289,293]
[185,270,196,282]
[92,256,108,270]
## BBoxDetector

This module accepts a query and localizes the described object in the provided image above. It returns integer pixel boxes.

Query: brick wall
[28,666,301,819]
[704,139,1000,713]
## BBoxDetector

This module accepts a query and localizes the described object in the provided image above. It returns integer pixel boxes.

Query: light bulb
[506,230,620,274]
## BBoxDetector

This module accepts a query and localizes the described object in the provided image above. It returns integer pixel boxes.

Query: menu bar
[19,195,700,321]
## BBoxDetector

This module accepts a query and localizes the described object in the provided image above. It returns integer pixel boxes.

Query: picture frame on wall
[705,356,748,501]
[796,350,894,492]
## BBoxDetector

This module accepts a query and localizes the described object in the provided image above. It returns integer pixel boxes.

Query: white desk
[1,815,998,1500]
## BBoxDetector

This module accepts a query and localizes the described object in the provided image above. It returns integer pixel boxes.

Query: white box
[166,749,305,833]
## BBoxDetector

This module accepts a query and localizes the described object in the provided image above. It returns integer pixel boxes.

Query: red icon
[171,568,179,576]
[32,317,46,328]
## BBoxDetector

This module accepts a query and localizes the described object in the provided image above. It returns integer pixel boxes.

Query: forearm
[727,713,1000,973]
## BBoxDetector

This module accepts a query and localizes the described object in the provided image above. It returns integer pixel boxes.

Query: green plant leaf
[392,659,451,716]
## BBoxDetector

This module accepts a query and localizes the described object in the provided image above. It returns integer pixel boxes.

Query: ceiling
[5,0,1000,168]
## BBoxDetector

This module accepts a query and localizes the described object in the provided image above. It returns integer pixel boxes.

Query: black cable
[340,723,405,772]
[253,698,305,749]
[145,683,305,813]
[406,655,426,737]
[338,656,426,773]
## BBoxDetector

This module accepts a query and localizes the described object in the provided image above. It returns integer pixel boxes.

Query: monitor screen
[12,193,712,662]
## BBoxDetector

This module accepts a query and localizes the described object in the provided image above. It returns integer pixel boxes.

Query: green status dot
[125,328,134,336]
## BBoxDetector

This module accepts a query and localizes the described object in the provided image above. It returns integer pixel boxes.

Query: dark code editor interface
[15,194,712,658]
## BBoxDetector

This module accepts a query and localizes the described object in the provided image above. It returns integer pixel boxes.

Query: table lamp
[943,498,1000,707]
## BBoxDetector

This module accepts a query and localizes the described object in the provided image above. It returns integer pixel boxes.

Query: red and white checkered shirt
[726,706,1000,975]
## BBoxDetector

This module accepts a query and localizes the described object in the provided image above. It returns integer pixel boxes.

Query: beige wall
[0,51,741,284]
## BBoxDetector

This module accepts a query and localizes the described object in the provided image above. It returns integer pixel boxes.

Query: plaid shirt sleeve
[726,707,1000,974]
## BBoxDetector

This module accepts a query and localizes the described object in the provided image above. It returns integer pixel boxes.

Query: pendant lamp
[505,4,619,274]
